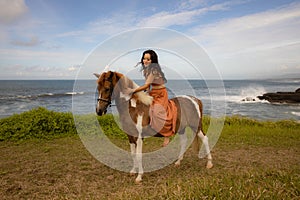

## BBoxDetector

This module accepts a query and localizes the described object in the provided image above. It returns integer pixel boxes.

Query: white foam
[226,85,267,103]
[66,92,84,95]
[291,111,300,117]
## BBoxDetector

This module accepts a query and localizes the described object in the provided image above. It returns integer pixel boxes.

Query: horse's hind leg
[197,130,213,169]
[175,129,187,166]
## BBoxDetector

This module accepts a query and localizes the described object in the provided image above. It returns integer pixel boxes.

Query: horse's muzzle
[96,108,107,116]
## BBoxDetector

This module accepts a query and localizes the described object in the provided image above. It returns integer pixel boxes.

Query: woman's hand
[124,83,150,97]
[124,88,135,96]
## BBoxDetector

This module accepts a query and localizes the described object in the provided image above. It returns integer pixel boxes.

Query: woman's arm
[133,83,150,94]
[133,72,154,94]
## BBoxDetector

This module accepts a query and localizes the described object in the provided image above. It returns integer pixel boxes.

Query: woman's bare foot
[162,137,170,147]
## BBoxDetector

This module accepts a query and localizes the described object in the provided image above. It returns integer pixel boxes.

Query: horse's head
[94,71,123,116]
[94,70,153,116]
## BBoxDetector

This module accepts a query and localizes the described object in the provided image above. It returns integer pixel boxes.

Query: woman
[130,50,177,147]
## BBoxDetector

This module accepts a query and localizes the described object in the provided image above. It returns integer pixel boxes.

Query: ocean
[0,79,299,121]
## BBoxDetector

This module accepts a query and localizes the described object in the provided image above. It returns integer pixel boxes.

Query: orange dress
[145,67,177,137]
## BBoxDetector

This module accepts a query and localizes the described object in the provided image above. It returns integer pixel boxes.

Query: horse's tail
[192,132,200,153]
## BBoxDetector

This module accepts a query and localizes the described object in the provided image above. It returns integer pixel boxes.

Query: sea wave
[200,89,268,104]
[38,92,85,98]
[224,85,267,104]
[291,111,300,117]
[268,79,300,84]
[0,92,85,100]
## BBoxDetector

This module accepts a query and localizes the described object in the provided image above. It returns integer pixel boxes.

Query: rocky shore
[257,88,300,103]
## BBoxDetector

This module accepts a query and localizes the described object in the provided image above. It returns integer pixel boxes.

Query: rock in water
[257,88,300,103]
[242,97,256,102]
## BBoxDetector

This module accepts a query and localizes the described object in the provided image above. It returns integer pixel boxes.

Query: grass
[0,108,299,199]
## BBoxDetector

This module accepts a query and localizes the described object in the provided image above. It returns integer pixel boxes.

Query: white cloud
[137,10,197,27]
[191,2,300,55]
[137,1,236,27]
[1,63,80,79]
[184,2,300,78]
[68,65,81,72]
[10,36,43,47]
[55,1,243,42]
[178,0,207,10]
[0,0,28,24]
[0,48,85,79]
[56,30,84,38]
[54,12,139,43]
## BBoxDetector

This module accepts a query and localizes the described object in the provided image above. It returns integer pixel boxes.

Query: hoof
[206,162,213,169]
[135,179,142,184]
[174,161,180,166]
[135,178,142,184]
[135,174,143,184]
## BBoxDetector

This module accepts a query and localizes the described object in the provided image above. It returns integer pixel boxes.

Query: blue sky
[0,0,300,79]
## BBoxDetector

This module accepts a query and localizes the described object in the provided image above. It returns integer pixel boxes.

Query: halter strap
[97,98,111,104]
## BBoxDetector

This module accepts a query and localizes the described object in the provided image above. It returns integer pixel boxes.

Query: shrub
[0,107,76,141]
[0,107,126,141]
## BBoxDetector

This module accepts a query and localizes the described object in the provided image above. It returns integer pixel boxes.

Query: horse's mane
[120,73,153,106]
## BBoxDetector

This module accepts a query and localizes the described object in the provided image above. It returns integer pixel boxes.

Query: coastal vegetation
[1,107,299,142]
[0,107,299,199]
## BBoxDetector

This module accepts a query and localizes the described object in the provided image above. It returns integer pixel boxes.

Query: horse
[94,71,213,183]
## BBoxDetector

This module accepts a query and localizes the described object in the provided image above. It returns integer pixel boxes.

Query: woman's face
[143,53,152,67]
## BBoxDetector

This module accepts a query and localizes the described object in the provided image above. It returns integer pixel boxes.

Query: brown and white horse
[94,71,213,183]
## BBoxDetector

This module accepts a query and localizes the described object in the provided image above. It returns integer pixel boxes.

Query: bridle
[97,73,115,107]
[97,96,112,106]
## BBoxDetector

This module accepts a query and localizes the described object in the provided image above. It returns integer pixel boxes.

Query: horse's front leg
[130,143,138,175]
[135,136,143,183]
[135,114,144,183]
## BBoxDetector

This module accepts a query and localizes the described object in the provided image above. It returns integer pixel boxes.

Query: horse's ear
[111,71,124,86]
[114,72,123,79]
[110,71,118,85]
[111,72,126,95]
[93,73,100,78]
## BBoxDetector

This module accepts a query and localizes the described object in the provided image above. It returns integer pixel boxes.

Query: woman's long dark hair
[139,49,167,82]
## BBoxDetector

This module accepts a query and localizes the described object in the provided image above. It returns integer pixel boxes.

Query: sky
[0,0,300,80]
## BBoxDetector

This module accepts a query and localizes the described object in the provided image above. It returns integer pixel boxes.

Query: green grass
[0,108,299,199]
[220,116,300,148]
